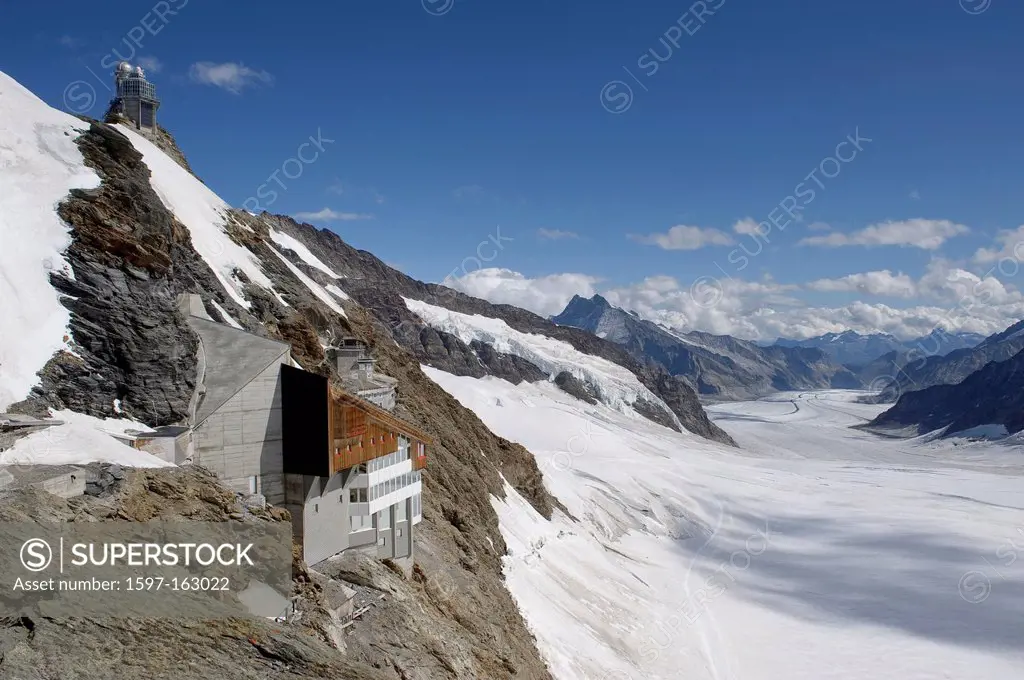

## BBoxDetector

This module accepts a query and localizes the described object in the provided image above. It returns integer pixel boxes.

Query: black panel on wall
[281,364,330,476]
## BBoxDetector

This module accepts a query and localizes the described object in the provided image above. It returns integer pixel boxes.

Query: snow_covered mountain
[4,67,1024,680]
[772,328,985,367]
[866,317,1024,403]
[773,330,904,366]
[552,294,860,400]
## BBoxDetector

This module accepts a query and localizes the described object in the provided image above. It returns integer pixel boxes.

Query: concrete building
[330,338,398,411]
[108,62,160,130]
[281,366,428,566]
[140,295,431,567]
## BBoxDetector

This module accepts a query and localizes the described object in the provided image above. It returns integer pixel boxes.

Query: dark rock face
[18,122,201,426]
[470,340,549,384]
[553,371,600,404]
[552,294,859,401]
[867,348,1024,436]
[868,321,1024,403]
[407,326,546,384]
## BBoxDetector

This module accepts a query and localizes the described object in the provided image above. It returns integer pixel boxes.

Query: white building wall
[193,357,287,504]
[289,456,421,565]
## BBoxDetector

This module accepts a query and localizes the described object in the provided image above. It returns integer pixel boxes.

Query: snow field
[424,367,1024,680]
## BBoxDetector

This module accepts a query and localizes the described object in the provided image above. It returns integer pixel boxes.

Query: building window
[378,537,386,546]
[397,529,403,537]
[314,504,319,513]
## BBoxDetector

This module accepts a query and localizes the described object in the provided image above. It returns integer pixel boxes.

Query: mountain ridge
[865,347,1024,437]
[552,294,860,401]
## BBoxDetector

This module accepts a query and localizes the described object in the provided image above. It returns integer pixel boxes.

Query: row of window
[116,81,157,99]
[349,470,422,504]
[348,493,422,534]
[368,445,410,472]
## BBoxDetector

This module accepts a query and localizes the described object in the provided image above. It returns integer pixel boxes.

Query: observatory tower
[109,62,160,130]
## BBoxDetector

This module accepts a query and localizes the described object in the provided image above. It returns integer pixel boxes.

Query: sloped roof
[190,317,290,426]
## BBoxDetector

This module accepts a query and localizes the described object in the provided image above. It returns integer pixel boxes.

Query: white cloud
[909,190,921,200]
[973,225,1024,266]
[606,274,1023,341]
[294,208,373,222]
[732,218,765,236]
[136,56,163,74]
[806,270,918,299]
[806,221,832,232]
[188,61,273,94]
[798,219,969,250]
[444,268,600,317]
[58,35,83,48]
[629,224,735,251]
[537,228,580,241]
[449,266,1024,342]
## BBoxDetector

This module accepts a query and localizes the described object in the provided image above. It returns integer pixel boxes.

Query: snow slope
[267,247,347,317]
[0,410,172,468]
[117,125,276,310]
[209,299,243,330]
[404,298,677,423]
[268,228,341,278]
[0,71,101,409]
[424,366,1024,680]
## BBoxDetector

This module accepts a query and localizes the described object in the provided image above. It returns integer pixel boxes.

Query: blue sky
[3,0,1024,339]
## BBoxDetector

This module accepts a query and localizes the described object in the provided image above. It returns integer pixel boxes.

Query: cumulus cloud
[448,266,1024,342]
[806,270,918,298]
[443,268,600,317]
[973,225,1024,266]
[629,224,735,250]
[537,228,580,241]
[189,61,273,94]
[732,218,767,236]
[798,219,969,250]
[294,208,373,222]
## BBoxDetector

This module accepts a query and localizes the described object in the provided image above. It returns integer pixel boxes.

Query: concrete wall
[193,357,287,504]
[375,497,413,560]
[358,387,396,411]
[32,470,88,498]
[286,468,379,566]
[286,466,416,566]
